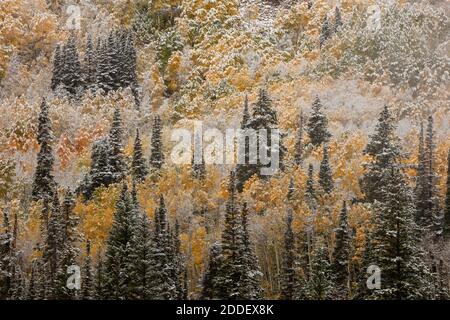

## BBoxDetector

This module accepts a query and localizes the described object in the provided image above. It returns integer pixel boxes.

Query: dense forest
[0,0,449,300]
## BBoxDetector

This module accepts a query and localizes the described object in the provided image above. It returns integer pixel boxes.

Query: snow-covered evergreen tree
[333,7,343,33]
[294,110,304,166]
[201,242,224,299]
[319,16,331,48]
[103,184,136,299]
[32,99,56,201]
[360,165,432,299]
[305,164,317,209]
[240,202,263,299]
[149,115,164,173]
[60,33,83,95]
[280,209,296,300]
[331,201,351,298]
[108,107,127,183]
[319,144,334,194]
[444,149,450,238]
[131,129,149,183]
[305,241,333,300]
[360,105,401,203]
[306,96,331,147]
[81,240,93,300]
[83,34,97,90]
[51,44,63,91]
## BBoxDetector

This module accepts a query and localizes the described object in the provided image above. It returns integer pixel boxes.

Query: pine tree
[61,33,83,95]
[81,241,93,300]
[434,259,450,300]
[306,96,331,147]
[32,100,56,201]
[171,220,185,299]
[319,16,331,48]
[201,242,224,299]
[131,129,149,182]
[27,258,45,300]
[360,165,432,299]
[415,117,440,229]
[305,164,317,209]
[444,149,450,238]
[149,115,164,173]
[83,34,97,90]
[332,201,351,298]
[128,209,154,299]
[423,116,440,229]
[319,144,334,194]
[333,7,343,33]
[0,209,21,299]
[236,89,282,191]
[294,110,304,166]
[306,241,333,299]
[94,252,106,299]
[55,190,80,299]
[51,44,64,91]
[240,202,263,299]
[108,107,127,183]
[280,209,296,300]
[219,171,247,299]
[149,194,178,299]
[191,133,206,180]
[95,37,112,92]
[43,193,63,299]
[103,184,136,299]
[360,105,401,203]
[236,96,254,192]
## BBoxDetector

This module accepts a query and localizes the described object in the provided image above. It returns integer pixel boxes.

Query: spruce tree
[306,241,333,299]
[192,133,206,181]
[319,144,334,194]
[108,107,127,183]
[280,209,296,300]
[219,171,246,299]
[51,44,63,91]
[332,201,351,298]
[83,34,97,90]
[149,115,164,173]
[444,149,450,238]
[415,116,440,229]
[240,202,263,299]
[360,105,400,203]
[81,241,93,300]
[333,7,343,33]
[201,242,224,299]
[55,190,80,299]
[94,253,106,299]
[131,129,149,182]
[306,96,331,147]
[423,116,440,229]
[149,194,178,299]
[236,89,282,191]
[128,209,154,299]
[294,110,304,166]
[43,193,63,299]
[305,164,317,209]
[360,165,432,299]
[32,100,56,201]
[61,33,83,95]
[103,184,136,299]
[319,16,331,48]
[236,96,254,192]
